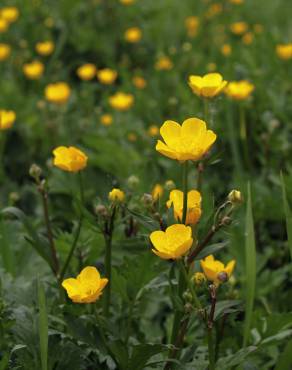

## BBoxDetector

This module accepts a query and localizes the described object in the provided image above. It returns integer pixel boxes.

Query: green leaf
[108,340,129,370]
[195,241,229,261]
[280,172,292,259]
[0,217,14,275]
[243,183,257,347]
[38,280,48,370]
[128,344,171,370]
[215,346,257,369]
[275,339,292,370]
[212,300,242,321]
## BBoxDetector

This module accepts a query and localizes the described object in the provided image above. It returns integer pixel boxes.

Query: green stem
[239,105,251,172]
[227,103,243,177]
[207,329,215,370]
[182,161,189,224]
[204,98,209,123]
[178,260,201,309]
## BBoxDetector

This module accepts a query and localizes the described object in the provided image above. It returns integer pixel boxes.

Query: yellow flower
[0,7,19,23]
[227,189,243,204]
[150,224,193,260]
[120,0,135,4]
[0,110,16,130]
[192,272,206,285]
[206,3,223,19]
[200,255,236,286]
[229,0,243,4]
[230,22,248,35]
[45,82,71,104]
[221,44,232,57]
[0,18,8,32]
[35,41,55,56]
[77,63,96,81]
[109,92,134,111]
[108,188,125,202]
[53,146,88,172]
[0,43,11,61]
[276,44,292,60]
[188,73,227,98]
[148,125,159,137]
[166,189,202,225]
[97,68,118,85]
[124,27,142,43]
[185,16,199,37]
[132,76,147,89]
[156,118,216,162]
[155,56,173,71]
[62,266,108,303]
[100,114,113,126]
[23,61,44,80]
[152,184,163,201]
[128,132,137,142]
[225,80,255,100]
[242,32,253,45]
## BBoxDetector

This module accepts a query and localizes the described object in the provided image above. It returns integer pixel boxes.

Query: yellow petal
[225,260,236,277]
[160,120,181,147]
[151,248,173,260]
[77,266,101,283]
[150,230,166,250]
[156,140,178,160]
[181,118,207,138]
[62,278,81,298]
[174,238,193,258]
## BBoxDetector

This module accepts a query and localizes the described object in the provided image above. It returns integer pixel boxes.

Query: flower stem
[204,98,210,123]
[239,105,251,172]
[207,329,215,370]
[207,285,217,370]
[182,161,189,225]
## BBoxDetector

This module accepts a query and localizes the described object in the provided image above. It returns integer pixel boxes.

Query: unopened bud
[192,272,206,286]
[222,216,232,226]
[127,175,140,189]
[227,190,243,205]
[217,271,228,283]
[9,192,20,203]
[29,164,42,182]
[183,291,193,303]
[141,193,153,206]
[164,180,176,191]
[95,204,108,217]
[184,302,193,313]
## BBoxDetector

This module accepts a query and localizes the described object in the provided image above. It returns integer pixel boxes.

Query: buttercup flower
[155,56,173,71]
[200,255,236,286]
[150,224,193,260]
[152,184,163,201]
[230,22,248,35]
[229,0,244,4]
[242,32,253,45]
[228,190,243,204]
[124,27,142,43]
[132,76,147,89]
[108,188,125,202]
[35,41,55,56]
[0,18,8,32]
[23,61,44,80]
[77,64,96,80]
[62,266,108,303]
[45,82,71,104]
[148,125,159,137]
[167,189,202,225]
[185,16,199,37]
[276,44,292,60]
[225,80,255,100]
[156,118,216,162]
[0,110,16,130]
[120,0,135,4]
[0,7,19,23]
[100,114,113,126]
[188,73,227,98]
[97,68,117,85]
[53,146,88,172]
[221,44,232,57]
[109,92,134,111]
[0,43,11,61]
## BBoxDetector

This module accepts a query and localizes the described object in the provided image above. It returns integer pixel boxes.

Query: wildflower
[0,43,11,61]
[192,272,206,285]
[0,110,16,130]
[230,22,248,35]
[242,32,253,45]
[221,44,232,57]
[188,73,227,98]
[109,92,134,111]
[53,146,88,172]
[100,114,113,126]
[108,188,125,202]
[45,82,71,104]
[166,189,202,225]
[120,0,135,4]
[150,224,193,260]
[0,18,8,32]
[97,68,117,85]
[0,7,19,23]
[206,3,223,18]
[23,61,44,80]
[128,133,137,142]
[132,76,147,89]
[276,44,292,60]
[164,180,176,191]
[225,80,254,100]
[201,255,236,286]
[148,125,159,137]
[124,27,142,43]
[185,16,199,37]
[229,0,243,4]
[156,118,216,162]
[227,190,243,204]
[77,64,96,81]
[155,56,173,71]
[152,184,163,201]
[35,41,54,56]
[62,266,108,303]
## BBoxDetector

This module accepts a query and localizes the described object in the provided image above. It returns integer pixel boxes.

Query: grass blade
[0,217,14,275]
[280,172,292,260]
[38,280,48,370]
[243,182,256,347]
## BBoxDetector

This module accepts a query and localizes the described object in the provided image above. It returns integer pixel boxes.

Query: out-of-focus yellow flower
[0,43,11,61]
[128,133,137,142]
[230,22,248,35]
[229,0,243,4]
[53,146,88,172]
[100,114,113,126]
[206,3,223,18]
[156,118,216,162]
[150,224,193,260]
[192,272,206,285]
[167,189,202,225]
[253,24,263,34]
[23,61,44,80]
[124,27,142,43]
[188,73,227,98]
[109,92,134,111]
[109,188,125,202]
[97,68,118,85]
[200,255,236,286]
[77,63,96,81]
[276,44,292,60]
[45,82,71,104]
[62,266,108,303]
[206,63,217,72]
[120,0,135,4]
[0,110,16,130]
[221,44,232,57]
[155,56,173,71]
[35,41,55,56]
[0,7,19,23]
[148,125,159,137]
[228,189,243,204]
[0,18,8,32]
[152,184,163,201]
[132,75,147,89]
[185,16,199,37]
[225,80,254,100]
[242,32,253,45]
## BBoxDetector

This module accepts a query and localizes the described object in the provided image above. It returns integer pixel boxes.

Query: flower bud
[127,175,140,189]
[217,271,229,283]
[141,193,153,206]
[227,190,243,205]
[9,192,20,204]
[29,163,42,182]
[192,272,206,286]
[183,291,193,303]
[108,188,125,203]
[222,216,232,226]
[164,179,176,191]
[95,204,108,217]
